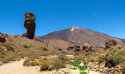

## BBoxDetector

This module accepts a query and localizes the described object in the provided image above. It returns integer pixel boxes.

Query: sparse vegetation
[0,38,57,64]
[23,53,68,71]
[94,47,125,74]
[0,43,20,63]
[0,35,125,74]
[99,48,125,68]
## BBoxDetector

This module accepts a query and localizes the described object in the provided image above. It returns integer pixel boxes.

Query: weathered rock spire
[23,12,36,39]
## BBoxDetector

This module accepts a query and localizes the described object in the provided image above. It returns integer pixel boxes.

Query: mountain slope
[40,27,124,49]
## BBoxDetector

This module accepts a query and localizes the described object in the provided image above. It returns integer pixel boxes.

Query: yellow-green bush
[23,58,49,66]
[98,48,125,68]
[15,40,32,48]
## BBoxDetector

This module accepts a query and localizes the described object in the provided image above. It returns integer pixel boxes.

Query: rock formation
[82,43,94,52]
[105,40,117,48]
[23,12,36,39]
[0,32,8,43]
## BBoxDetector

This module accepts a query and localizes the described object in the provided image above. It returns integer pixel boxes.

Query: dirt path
[0,60,102,74]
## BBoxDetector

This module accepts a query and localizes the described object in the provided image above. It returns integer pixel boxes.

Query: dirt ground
[0,59,102,74]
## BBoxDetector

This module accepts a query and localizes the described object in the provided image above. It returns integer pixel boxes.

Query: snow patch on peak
[70,26,79,32]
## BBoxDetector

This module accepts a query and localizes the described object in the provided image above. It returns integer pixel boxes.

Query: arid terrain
[0,59,103,74]
[0,27,125,74]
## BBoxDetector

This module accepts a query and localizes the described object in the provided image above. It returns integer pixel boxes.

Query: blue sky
[0,0,125,38]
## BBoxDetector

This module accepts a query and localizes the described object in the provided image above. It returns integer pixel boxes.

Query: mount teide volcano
[40,27,124,49]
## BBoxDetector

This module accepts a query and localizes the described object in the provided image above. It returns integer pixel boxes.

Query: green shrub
[71,59,89,74]
[71,59,81,67]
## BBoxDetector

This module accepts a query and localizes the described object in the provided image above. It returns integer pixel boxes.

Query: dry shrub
[42,47,48,51]
[99,48,125,68]
[0,43,20,63]
[15,40,32,48]
[23,58,49,66]
[40,54,68,71]
[24,53,68,71]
